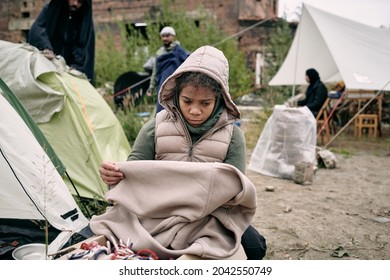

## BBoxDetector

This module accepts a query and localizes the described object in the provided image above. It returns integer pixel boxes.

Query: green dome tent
[0,40,131,200]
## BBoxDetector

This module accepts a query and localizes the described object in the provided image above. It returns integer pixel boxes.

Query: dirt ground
[241,107,390,260]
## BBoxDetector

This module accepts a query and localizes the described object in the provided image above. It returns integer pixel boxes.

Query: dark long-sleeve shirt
[27,0,95,84]
[298,80,328,117]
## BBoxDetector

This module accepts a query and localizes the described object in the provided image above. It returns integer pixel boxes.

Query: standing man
[28,0,95,85]
[146,26,188,113]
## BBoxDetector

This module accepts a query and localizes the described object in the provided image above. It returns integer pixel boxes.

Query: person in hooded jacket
[27,0,95,85]
[297,68,328,117]
[146,26,188,114]
[99,45,267,260]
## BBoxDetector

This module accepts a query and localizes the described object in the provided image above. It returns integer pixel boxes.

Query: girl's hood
[158,45,240,119]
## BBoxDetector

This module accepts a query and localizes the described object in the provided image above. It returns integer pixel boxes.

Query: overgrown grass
[110,97,155,146]
[115,110,150,146]
[329,148,354,158]
[74,196,110,218]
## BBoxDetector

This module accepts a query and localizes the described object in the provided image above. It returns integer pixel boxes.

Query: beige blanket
[89,160,257,259]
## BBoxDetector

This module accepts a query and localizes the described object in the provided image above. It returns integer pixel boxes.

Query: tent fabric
[269,4,390,91]
[0,91,89,254]
[0,77,66,175]
[0,41,66,123]
[0,40,131,200]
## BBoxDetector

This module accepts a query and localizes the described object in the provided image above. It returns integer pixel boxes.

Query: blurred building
[1,0,279,86]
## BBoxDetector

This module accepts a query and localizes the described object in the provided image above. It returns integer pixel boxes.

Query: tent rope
[113,76,150,98]
[212,17,275,47]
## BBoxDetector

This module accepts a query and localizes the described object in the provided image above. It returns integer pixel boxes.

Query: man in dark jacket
[146,26,188,114]
[298,68,328,117]
[154,44,188,113]
[27,0,95,85]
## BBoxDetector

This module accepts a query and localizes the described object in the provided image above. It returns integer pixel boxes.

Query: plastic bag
[249,105,317,180]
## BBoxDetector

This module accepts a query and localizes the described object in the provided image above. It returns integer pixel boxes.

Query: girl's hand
[99,160,124,186]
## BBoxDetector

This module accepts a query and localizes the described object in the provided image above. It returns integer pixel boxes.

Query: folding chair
[316,98,332,145]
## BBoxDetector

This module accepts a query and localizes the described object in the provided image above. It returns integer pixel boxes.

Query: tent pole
[65,171,92,219]
[292,16,302,97]
[212,17,274,47]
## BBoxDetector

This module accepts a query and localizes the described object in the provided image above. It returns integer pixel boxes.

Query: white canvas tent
[269,4,390,92]
[0,87,89,256]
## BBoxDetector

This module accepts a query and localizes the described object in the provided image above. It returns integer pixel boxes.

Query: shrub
[94,0,253,100]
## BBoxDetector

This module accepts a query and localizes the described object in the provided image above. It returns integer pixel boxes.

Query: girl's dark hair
[174,72,223,98]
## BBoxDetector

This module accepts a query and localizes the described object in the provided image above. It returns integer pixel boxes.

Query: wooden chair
[354,114,378,140]
[316,98,332,145]
[352,95,382,140]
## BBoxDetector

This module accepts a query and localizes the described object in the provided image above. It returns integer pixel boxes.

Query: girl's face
[179,85,216,127]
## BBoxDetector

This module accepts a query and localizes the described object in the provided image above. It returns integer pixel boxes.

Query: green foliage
[145,1,253,98]
[115,110,149,146]
[94,25,129,87]
[73,196,110,217]
[261,19,295,106]
[329,148,354,158]
[244,109,272,150]
[215,40,254,98]
[94,23,153,87]
[94,0,253,99]
[267,20,294,76]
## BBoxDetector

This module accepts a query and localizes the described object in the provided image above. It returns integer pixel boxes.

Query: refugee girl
[99,45,266,260]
